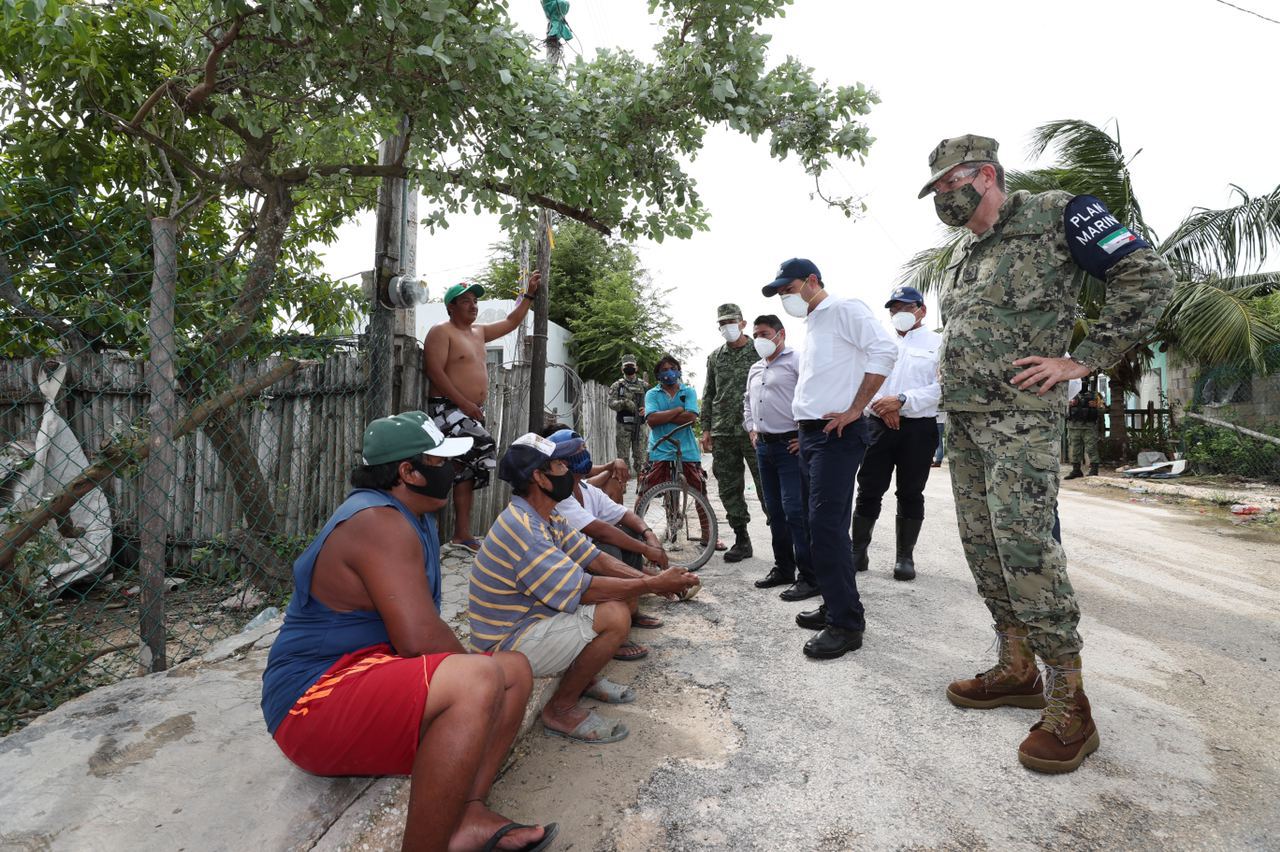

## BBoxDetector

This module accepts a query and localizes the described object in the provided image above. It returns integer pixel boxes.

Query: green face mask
[934,183,984,227]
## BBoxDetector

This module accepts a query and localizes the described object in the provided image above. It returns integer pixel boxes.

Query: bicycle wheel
[635,481,718,571]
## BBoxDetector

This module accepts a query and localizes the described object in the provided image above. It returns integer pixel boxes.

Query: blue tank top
[260,489,442,734]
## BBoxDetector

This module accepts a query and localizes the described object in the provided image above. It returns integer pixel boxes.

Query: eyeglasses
[933,166,979,193]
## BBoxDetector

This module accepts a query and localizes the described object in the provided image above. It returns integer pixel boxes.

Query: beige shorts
[516,605,598,678]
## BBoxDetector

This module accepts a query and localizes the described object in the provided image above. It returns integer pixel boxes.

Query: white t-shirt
[555,481,626,531]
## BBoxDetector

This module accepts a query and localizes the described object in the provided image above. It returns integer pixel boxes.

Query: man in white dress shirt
[851,285,942,582]
[741,315,819,602]
[763,258,898,660]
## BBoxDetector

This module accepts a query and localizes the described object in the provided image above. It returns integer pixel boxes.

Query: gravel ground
[489,460,1280,851]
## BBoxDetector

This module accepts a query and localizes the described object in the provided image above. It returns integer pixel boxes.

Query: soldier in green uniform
[608,354,649,474]
[919,135,1174,773]
[701,304,765,562]
[1064,378,1104,478]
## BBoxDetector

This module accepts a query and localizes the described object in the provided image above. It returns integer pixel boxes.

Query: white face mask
[891,311,918,333]
[753,336,777,359]
[719,323,742,343]
[780,293,808,318]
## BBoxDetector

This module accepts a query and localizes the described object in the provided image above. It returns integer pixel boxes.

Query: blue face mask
[658,369,680,386]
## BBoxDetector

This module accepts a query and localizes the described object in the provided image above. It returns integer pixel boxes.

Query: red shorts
[273,643,458,776]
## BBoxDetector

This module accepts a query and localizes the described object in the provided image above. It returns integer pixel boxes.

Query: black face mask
[407,457,456,500]
[623,366,637,376]
[539,468,575,502]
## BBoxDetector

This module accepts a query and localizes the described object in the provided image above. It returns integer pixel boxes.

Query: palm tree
[902,119,1280,454]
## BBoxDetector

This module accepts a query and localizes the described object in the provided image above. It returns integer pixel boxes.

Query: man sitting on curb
[541,427,700,659]
[261,412,557,852]
[468,433,698,744]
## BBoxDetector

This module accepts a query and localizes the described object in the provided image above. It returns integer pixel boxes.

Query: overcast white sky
[318,0,1280,385]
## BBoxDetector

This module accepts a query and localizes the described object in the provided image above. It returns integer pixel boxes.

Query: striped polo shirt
[468,495,600,652]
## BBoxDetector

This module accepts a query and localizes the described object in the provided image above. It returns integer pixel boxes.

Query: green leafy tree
[477,219,684,382]
[900,119,1280,452]
[1,0,877,572]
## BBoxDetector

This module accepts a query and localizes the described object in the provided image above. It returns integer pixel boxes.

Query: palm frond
[1158,184,1280,276]
[1159,279,1280,369]
[896,232,965,294]
[1023,119,1150,238]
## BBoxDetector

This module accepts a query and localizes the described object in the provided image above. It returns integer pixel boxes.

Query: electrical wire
[1209,0,1280,25]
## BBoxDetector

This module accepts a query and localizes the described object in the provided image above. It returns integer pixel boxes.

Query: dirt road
[489,467,1280,851]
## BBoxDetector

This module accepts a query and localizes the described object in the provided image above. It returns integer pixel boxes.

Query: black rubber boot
[851,515,875,572]
[724,527,753,563]
[1087,463,1099,477]
[893,516,922,581]
[1063,464,1084,480]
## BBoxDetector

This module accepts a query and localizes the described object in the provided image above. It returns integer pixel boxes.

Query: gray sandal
[543,710,630,744]
[584,677,637,704]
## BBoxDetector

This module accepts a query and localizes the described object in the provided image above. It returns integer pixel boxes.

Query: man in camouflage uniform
[1064,378,1104,478]
[701,303,764,562]
[919,135,1174,773]
[608,354,648,474]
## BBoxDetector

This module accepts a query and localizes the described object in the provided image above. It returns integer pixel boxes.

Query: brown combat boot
[946,624,1046,709]
[1018,655,1100,774]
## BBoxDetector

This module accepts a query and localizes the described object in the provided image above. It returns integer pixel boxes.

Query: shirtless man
[424,273,541,550]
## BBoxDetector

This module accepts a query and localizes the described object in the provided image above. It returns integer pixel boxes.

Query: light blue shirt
[646,383,701,462]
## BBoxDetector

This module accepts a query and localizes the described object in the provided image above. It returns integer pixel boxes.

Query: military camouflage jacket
[701,340,758,435]
[939,190,1174,413]
[608,375,649,421]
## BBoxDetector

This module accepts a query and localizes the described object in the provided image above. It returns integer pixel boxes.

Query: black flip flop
[481,821,559,852]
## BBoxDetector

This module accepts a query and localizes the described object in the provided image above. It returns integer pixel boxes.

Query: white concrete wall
[415,301,577,424]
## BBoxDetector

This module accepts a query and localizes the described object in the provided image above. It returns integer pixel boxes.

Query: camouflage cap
[917,134,1000,198]
[621,353,638,365]
[716,303,743,323]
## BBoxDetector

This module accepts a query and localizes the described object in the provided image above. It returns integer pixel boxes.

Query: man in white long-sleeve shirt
[763,258,898,660]
[851,285,942,582]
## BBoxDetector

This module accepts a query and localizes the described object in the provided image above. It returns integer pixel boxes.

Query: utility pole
[366,114,416,421]
[527,1,573,432]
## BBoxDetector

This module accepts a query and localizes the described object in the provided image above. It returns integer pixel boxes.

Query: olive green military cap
[917,134,1000,198]
[716,303,743,322]
[621,353,638,365]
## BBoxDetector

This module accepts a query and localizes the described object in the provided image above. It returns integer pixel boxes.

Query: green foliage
[1180,416,1280,483]
[478,220,683,382]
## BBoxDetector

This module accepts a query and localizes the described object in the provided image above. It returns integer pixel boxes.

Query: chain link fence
[1,183,619,735]
[0,184,415,734]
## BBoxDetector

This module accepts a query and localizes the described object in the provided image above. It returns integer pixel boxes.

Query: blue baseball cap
[497,431,586,486]
[885,285,925,308]
[763,258,821,297]
[548,428,593,474]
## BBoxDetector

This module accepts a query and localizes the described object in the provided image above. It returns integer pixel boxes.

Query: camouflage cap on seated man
[917,134,1000,198]
[716,303,744,323]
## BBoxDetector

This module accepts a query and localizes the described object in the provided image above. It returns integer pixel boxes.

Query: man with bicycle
[638,354,718,552]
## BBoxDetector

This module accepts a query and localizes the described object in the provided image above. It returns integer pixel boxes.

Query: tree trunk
[1107,393,1128,461]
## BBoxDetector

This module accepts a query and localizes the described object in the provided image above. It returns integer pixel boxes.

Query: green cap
[443,282,485,305]
[361,411,472,465]
[716,303,743,322]
[622,353,638,365]
[918,134,1000,198]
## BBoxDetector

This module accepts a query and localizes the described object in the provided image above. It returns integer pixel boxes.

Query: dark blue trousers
[798,419,869,631]
[755,439,813,584]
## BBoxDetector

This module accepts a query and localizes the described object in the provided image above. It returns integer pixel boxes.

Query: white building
[415,300,578,424]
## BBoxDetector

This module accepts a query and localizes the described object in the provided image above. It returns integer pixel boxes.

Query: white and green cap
[361,411,472,465]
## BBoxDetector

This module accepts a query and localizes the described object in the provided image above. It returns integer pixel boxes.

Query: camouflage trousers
[615,420,647,472]
[711,430,763,532]
[1066,422,1099,466]
[948,410,1081,659]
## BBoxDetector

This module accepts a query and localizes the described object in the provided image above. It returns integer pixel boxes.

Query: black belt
[757,430,798,444]
[797,419,829,432]
[427,396,452,404]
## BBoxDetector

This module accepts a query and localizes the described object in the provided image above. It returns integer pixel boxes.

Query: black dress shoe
[779,578,821,602]
[803,626,863,659]
[795,604,826,630]
[754,567,794,589]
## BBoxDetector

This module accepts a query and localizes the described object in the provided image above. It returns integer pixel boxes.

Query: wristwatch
[897,393,907,405]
